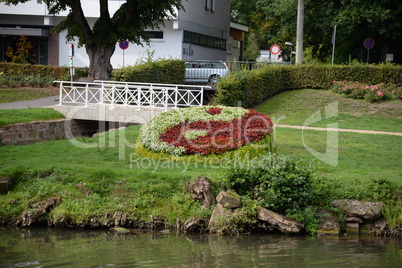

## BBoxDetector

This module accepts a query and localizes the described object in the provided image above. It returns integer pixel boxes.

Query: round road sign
[270,45,281,55]
[363,38,375,50]
[119,40,129,50]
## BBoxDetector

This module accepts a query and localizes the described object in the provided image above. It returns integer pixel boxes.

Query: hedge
[0,62,68,79]
[111,60,185,84]
[215,64,402,107]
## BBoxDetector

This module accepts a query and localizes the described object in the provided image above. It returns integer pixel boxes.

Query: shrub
[0,62,68,86]
[227,153,319,214]
[215,64,402,107]
[111,59,185,84]
[330,80,402,102]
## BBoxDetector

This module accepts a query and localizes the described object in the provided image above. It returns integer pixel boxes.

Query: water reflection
[0,227,401,267]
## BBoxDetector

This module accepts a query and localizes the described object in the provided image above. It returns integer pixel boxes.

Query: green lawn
[0,87,59,103]
[254,89,402,186]
[0,124,225,179]
[254,89,402,133]
[273,127,402,186]
[0,108,65,128]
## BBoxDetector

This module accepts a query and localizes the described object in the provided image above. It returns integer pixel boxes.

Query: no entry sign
[270,45,281,55]
[119,40,129,50]
[363,38,375,50]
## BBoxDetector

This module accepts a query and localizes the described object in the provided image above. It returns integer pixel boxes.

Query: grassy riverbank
[0,89,401,232]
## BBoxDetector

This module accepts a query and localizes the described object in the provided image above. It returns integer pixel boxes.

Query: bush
[0,62,68,79]
[215,64,402,107]
[111,59,185,84]
[330,80,401,102]
[0,62,68,87]
[0,74,56,87]
[226,153,319,214]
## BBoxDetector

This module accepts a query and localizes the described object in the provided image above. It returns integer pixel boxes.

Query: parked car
[185,61,229,84]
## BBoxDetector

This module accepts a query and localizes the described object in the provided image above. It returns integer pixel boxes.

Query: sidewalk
[275,124,402,136]
[0,95,59,110]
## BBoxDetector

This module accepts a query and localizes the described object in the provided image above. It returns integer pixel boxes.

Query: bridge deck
[53,80,210,123]
[53,104,171,124]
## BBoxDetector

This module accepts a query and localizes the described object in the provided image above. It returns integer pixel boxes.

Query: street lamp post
[296,0,304,64]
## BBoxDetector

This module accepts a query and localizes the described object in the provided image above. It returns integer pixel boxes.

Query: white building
[0,0,247,69]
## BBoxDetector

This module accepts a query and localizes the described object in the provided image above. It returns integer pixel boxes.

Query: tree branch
[65,0,92,43]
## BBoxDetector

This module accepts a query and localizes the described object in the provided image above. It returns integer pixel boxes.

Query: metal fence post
[200,87,204,106]
[99,82,104,104]
[59,82,63,105]
[174,87,178,109]
[85,84,89,107]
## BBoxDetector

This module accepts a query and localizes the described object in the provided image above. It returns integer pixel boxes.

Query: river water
[0,227,401,268]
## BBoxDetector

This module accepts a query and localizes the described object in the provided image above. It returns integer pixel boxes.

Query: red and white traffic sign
[363,38,375,50]
[270,45,281,55]
[119,40,129,50]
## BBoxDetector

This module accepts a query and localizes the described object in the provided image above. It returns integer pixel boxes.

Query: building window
[233,40,239,49]
[226,44,232,54]
[205,0,215,12]
[143,31,164,39]
[183,31,226,50]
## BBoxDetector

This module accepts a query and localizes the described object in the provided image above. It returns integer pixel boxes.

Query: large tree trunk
[86,44,116,80]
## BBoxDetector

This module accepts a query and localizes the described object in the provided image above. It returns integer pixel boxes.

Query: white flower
[140,106,250,155]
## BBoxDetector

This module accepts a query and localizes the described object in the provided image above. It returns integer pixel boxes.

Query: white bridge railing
[55,80,211,109]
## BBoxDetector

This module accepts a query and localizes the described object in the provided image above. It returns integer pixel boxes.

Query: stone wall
[0,119,121,146]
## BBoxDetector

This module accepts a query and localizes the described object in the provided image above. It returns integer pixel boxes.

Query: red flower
[205,107,223,115]
[159,109,273,155]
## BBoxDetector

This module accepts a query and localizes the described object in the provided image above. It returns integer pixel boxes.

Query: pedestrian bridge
[53,80,211,124]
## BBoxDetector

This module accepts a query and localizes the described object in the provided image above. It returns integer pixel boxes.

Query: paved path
[1,98,401,137]
[276,124,402,136]
[0,95,59,110]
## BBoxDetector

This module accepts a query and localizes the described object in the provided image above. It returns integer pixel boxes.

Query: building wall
[57,20,184,69]
[48,32,59,66]
[0,0,232,68]
[179,0,230,39]
[111,20,184,68]
[177,0,231,61]
[0,0,122,17]
[183,43,226,61]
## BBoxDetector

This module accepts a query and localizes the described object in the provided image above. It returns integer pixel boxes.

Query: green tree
[231,0,258,24]
[1,0,184,79]
[233,0,402,63]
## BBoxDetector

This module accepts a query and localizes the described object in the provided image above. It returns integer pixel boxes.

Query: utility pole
[296,0,304,64]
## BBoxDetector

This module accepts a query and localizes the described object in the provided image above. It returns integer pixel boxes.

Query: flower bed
[331,80,402,102]
[140,106,273,156]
